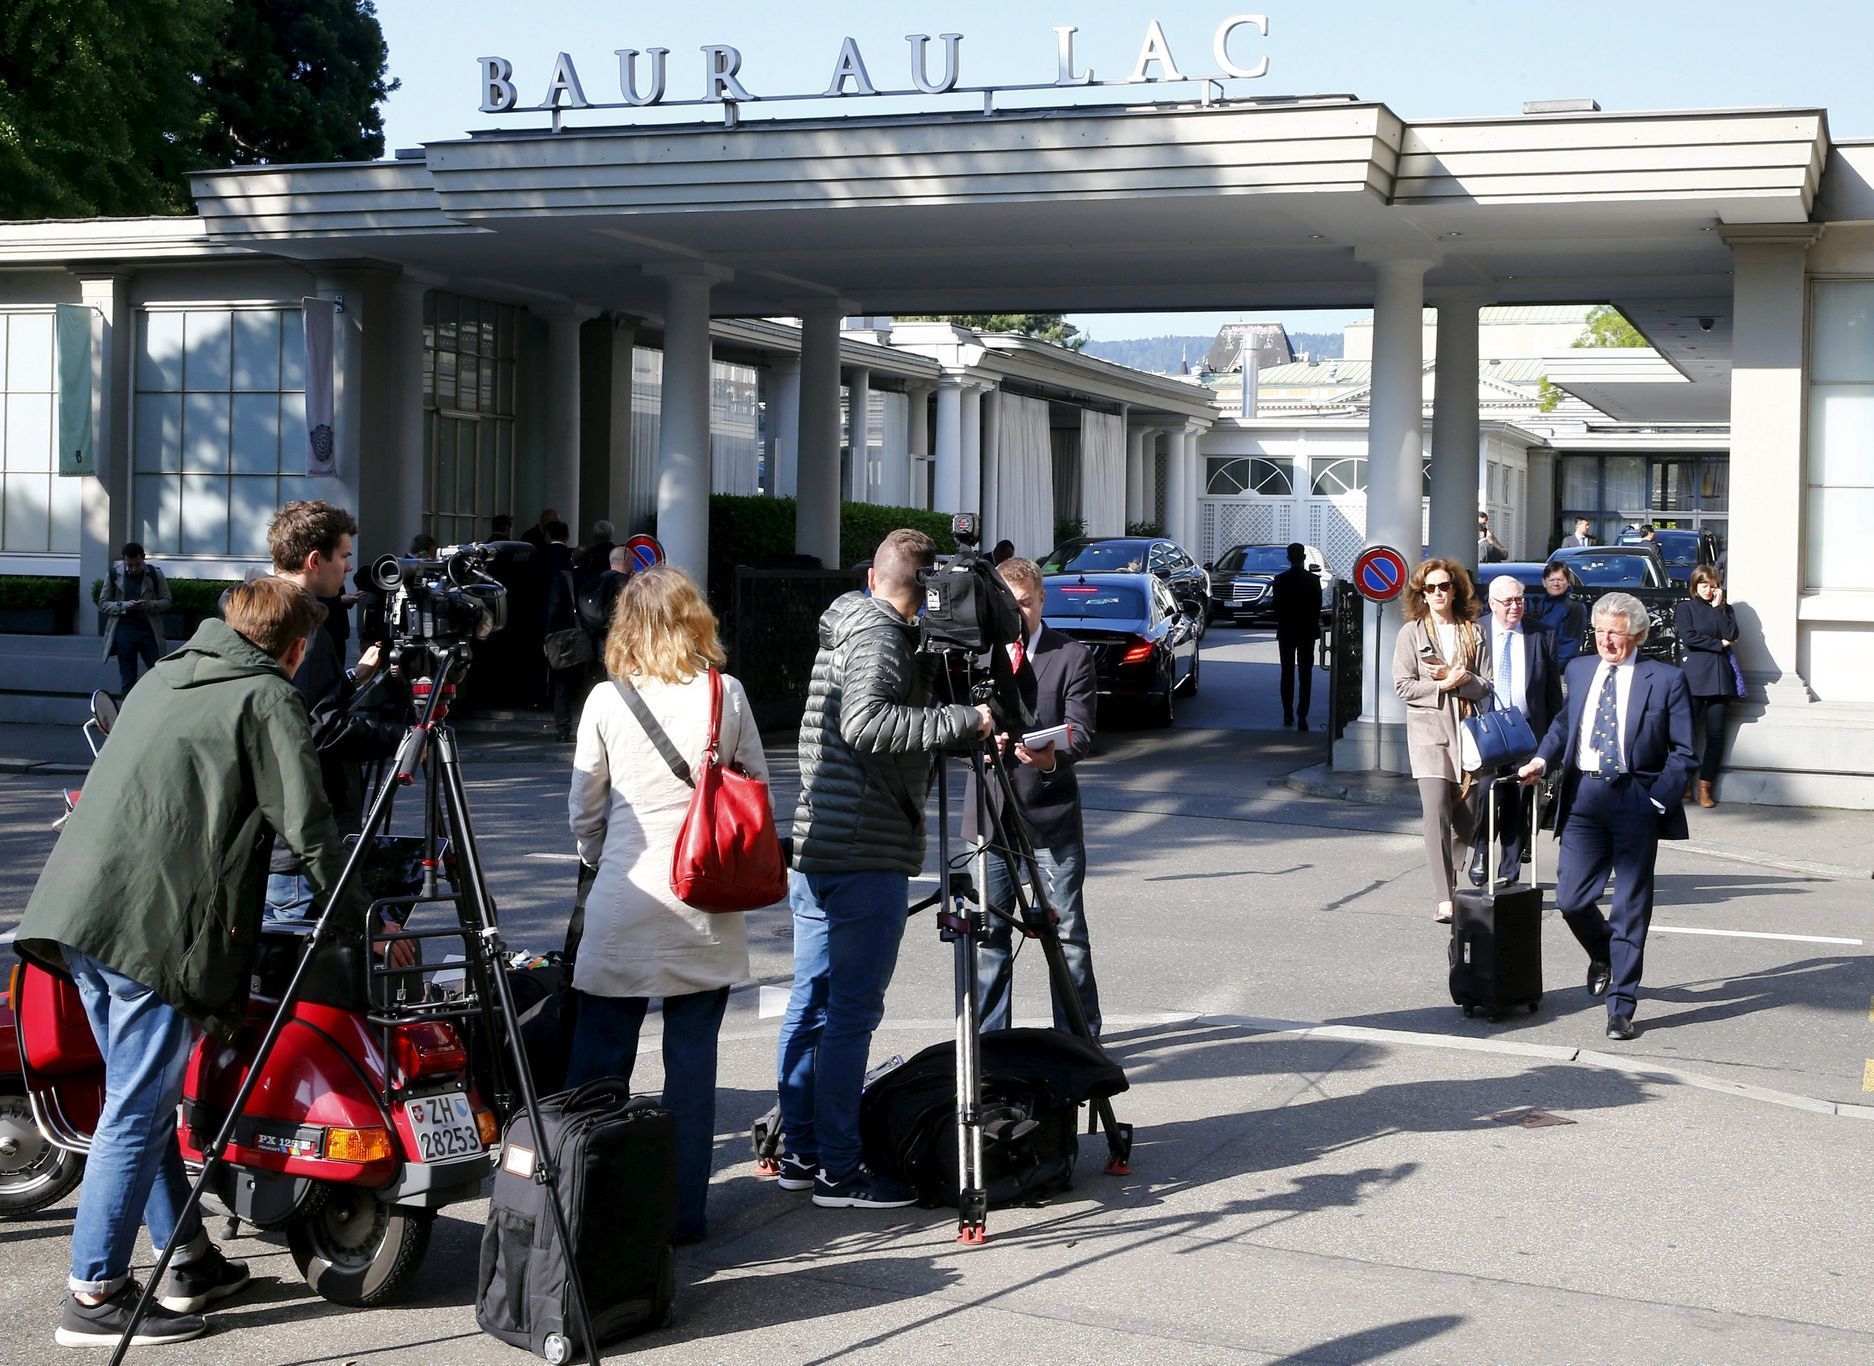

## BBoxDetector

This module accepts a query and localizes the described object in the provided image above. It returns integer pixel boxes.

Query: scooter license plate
[404,1092,482,1163]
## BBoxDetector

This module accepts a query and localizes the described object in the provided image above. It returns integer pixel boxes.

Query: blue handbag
[1460,698,1539,774]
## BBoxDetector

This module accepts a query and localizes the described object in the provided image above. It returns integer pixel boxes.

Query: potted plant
[0,575,79,634]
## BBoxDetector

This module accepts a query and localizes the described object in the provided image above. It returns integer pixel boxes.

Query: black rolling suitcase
[1449,778,1543,1020]
[476,1079,677,1361]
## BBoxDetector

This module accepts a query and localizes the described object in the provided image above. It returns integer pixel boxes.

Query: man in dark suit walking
[1518,591,1694,1040]
[973,557,1103,1037]
[1271,542,1323,731]
[1560,517,1595,549]
[1472,573,1565,884]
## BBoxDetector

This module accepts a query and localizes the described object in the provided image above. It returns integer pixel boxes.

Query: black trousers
[1277,636,1314,721]
[1690,694,1727,783]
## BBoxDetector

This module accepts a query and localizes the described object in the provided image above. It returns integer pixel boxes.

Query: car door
[1152,577,1194,683]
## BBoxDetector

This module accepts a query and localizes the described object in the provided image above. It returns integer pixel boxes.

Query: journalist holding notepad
[968,558,1104,1037]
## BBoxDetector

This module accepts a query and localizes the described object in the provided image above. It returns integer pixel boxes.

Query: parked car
[1544,546,1681,662]
[1038,537,1212,634]
[1042,572,1198,727]
[1203,542,1333,626]
[1615,527,1720,585]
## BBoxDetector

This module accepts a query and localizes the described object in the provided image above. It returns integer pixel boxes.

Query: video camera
[919,514,1032,736]
[371,541,529,668]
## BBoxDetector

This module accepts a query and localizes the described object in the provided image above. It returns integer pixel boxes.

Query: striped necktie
[1496,629,1513,708]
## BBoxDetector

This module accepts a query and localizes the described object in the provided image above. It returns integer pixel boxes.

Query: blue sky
[373,1,1874,341]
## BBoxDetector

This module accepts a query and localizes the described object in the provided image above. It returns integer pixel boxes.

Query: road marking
[1651,926,1862,946]
[1868,996,1874,1024]
[524,852,581,862]
[1865,1060,1874,1094]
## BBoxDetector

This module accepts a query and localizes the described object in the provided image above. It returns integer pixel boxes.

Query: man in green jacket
[16,576,366,1349]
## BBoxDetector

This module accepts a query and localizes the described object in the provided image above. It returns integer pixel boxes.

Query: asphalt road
[2,627,1871,1363]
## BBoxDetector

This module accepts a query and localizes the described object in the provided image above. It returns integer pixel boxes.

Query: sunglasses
[1423,581,1454,593]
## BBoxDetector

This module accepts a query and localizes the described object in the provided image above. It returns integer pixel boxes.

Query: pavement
[2,628,1871,1363]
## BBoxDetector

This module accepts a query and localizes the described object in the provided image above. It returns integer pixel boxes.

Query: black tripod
[109,644,602,1364]
[921,710,1133,1245]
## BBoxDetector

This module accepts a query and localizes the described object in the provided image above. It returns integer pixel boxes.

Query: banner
[55,303,94,477]
[301,297,337,477]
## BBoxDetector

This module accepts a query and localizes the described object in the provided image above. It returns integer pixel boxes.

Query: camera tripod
[109,644,602,1364]
[921,688,1134,1246]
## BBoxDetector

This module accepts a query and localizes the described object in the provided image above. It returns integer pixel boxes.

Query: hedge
[89,577,242,615]
[705,495,957,608]
[0,575,79,611]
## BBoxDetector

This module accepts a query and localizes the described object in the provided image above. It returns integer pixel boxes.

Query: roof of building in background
[1343,304,1596,330]
[1201,322,1294,374]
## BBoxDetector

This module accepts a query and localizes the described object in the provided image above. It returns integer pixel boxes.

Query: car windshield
[1044,542,1150,574]
[1217,546,1291,574]
[1639,531,1701,568]
[1045,582,1146,620]
[1565,554,1659,588]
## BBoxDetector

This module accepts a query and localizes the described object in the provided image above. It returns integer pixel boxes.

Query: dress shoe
[1296,718,1309,732]
[1586,960,1611,997]
[1605,1014,1636,1041]
[1698,780,1717,809]
[1434,901,1454,924]
[1283,713,1294,728]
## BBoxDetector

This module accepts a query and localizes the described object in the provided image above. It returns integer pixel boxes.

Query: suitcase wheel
[544,1333,570,1365]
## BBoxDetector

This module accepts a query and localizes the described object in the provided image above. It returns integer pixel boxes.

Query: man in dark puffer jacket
[775,529,991,1210]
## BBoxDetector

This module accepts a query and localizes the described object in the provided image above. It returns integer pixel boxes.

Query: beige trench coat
[1392,617,1492,782]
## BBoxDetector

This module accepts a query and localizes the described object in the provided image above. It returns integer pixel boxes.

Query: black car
[1544,546,1681,663]
[1042,571,1198,727]
[1039,537,1212,634]
[1615,527,1720,585]
[1203,542,1333,626]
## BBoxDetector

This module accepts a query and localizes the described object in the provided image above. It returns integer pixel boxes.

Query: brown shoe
[1697,780,1717,808]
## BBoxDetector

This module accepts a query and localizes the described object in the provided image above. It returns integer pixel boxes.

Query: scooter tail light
[325,1126,394,1164]
[391,1021,468,1084]
[1119,639,1154,665]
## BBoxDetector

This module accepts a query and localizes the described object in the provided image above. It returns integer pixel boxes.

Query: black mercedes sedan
[1042,571,1199,727]
[1203,542,1333,626]
[1038,536,1212,634]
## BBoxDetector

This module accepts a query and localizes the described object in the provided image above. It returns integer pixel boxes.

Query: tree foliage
[0,0,397,220]
[908,314,1086,350]
[1572,305,1646,348]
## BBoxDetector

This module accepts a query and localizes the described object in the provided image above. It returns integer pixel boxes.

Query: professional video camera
[919,514,1024,655]
[371,540,529,668]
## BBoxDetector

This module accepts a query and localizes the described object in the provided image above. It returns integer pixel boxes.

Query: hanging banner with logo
[55,303,94,477]
[301,297,337,477]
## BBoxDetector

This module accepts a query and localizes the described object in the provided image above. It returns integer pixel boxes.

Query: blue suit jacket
[1535,654,1696,841]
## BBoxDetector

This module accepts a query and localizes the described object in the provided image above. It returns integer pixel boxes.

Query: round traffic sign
[623,534,664,572]
[1352,544,1410,603]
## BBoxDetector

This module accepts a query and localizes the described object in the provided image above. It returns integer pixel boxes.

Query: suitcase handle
[563,1077,632,1113]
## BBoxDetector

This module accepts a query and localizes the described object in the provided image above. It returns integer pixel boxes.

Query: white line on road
[1652,925,1863,946]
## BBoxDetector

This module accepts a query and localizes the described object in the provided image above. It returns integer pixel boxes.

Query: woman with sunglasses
[1393,558,1492,923]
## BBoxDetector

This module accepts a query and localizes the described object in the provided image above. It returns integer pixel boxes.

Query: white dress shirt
[1574,657,1637,773]
[1490,624,1528,715]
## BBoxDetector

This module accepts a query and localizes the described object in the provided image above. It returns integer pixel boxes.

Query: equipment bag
[613,670,788,912]
[858,1029,1128,1208]
[476,1080,677,1360]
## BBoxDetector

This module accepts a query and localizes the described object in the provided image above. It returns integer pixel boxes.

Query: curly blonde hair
[602,566,726,684]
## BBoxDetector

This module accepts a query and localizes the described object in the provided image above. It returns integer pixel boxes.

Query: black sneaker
[773,1153,817,1191]
[157,1245,251,1313]
[56,1281,206,1349]
[812,1164,917,1209]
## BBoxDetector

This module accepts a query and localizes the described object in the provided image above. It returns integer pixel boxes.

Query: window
[1310,456,1366,495]
[1206,456,1292,496]
[132,307,307,558]
[424,292,519,547]
[1808,280,1874,590]
[1,311,79,553]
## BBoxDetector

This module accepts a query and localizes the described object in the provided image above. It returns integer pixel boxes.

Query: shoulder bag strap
[704,666,723,758]
[611,676,694,787]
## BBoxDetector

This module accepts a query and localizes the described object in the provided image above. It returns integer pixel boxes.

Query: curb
[1284,762,1874,881]
[0,760,88,776]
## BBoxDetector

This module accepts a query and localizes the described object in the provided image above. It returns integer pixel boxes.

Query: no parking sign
[623,534,664,572]
[1352,544,1410,604]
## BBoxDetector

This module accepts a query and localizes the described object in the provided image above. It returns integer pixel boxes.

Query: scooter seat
[250,930,369,1012]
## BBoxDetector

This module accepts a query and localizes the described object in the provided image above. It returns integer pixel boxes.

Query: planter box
[0,607,65,635]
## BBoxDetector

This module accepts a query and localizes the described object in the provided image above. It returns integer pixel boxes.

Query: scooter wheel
[287,1185,432,1306]
[0,1092,85,1215]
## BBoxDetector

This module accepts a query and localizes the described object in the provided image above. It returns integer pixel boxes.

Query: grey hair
[1486,574,1525,602]
[1591,591,1650,640]
[609,544,631,570]
[592,519,615,540]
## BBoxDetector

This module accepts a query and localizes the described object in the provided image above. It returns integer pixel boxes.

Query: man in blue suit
[1517,592,1695,1040]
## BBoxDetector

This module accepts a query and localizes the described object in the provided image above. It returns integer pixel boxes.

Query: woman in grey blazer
[1393,558,1492,922]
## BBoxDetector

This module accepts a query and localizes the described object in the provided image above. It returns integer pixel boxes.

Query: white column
[960,383,986,516]
[1124,426,1150,527]
[933,375,964,513]
[647,264,730,587]
[794,303,842,567]
[1430,297,1482,569]
[313,270,370,518]
[541,308,583,535]
[1722,226,1821,701]
[75,273,130,633]
[1165,427,1190,546]
[608,316,637,526]
[1346,253,1434,773]
[905,381,932,510]
[845,364,872,502]
[980,388,1002,538]
[766,354,800,498]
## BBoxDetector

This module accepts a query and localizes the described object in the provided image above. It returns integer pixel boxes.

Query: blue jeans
[564,987,730,1243]
[263,871,315,925]
[978,843,1102,1037]
[775,868,910,1180]
[63,949,208,1295]
[113,630,159,698]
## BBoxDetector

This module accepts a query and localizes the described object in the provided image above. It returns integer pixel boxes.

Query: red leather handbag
[613,670,788,912]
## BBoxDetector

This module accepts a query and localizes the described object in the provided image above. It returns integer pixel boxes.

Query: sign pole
[1372,599,1382,774]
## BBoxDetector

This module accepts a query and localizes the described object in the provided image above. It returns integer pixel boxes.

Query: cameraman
[971,558,1102,1037]
[775,529,992,1210]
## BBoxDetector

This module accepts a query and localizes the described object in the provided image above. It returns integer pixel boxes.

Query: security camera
[1697,317,1715,332]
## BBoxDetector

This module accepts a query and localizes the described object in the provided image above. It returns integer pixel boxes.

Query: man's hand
[1013,740,1057,772]
[339,591,363,608]
[973,704,994,738]
[376,912,418,970]
[353,643,382,685]
[1517,757,1545,785]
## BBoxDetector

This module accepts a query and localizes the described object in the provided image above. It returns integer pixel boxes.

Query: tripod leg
[936,756,987,1244]
[433,726,603,1362]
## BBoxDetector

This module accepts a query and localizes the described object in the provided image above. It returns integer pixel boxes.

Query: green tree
[907,314,1086,350]
[0,0,220,217]
[199,0,399,167]
[1573,304,1646,348]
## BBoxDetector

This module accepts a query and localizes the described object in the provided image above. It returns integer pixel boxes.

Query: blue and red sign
[1352,544,1410,604]
[624,534,664,572]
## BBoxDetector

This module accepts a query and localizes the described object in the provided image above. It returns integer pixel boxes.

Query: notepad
[1021,723,1074,751]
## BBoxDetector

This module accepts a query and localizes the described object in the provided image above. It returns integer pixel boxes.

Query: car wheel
[1178,642,1200,696]
[1147,666,1176,728]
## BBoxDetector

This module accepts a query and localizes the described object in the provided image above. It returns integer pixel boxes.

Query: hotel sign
[479,16,1271,126]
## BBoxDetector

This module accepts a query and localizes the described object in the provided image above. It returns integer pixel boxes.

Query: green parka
[15,619,365,1039]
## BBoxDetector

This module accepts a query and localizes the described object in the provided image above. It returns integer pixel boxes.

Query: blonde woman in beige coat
[1393,558,1492,923]
[565,566,767,1244]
